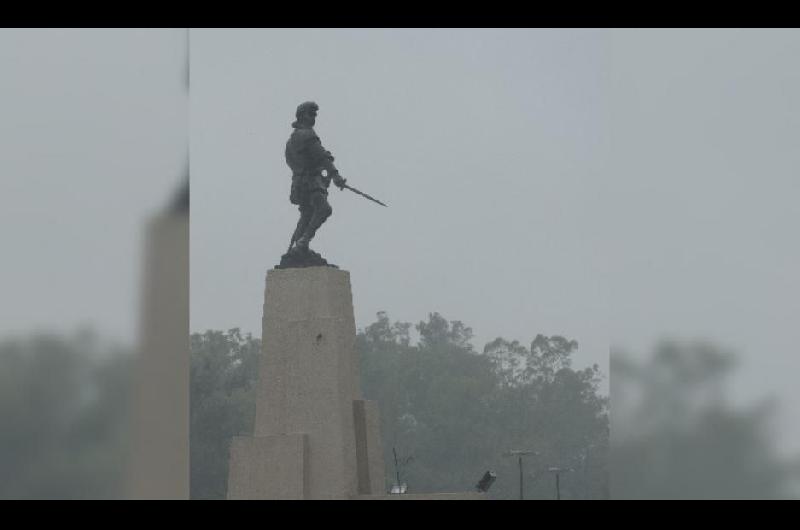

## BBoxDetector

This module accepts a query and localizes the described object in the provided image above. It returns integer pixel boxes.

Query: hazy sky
[190,29,612,379]
[603,29,800,451]
[0,29,187,345]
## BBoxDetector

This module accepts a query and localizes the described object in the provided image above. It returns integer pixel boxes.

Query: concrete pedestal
[227,434,308,500]
[227,267,385,499]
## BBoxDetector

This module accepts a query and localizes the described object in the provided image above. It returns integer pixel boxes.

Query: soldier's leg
[290,200,313,248]
[295,190,332,249]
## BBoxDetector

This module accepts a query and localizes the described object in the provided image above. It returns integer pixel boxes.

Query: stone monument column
[227,266,385,499]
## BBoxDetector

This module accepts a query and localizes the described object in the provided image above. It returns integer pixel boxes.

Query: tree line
[190,311,609,499]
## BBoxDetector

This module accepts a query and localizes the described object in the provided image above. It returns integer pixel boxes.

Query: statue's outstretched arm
[308,136,346,188]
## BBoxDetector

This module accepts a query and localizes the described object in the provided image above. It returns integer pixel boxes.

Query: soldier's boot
[293,235,310,253]
[289,207,313,253]
[296,193,332,254]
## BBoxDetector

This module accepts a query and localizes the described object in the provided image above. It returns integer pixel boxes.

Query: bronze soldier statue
[278,101,346,268]
[277,101,386,269]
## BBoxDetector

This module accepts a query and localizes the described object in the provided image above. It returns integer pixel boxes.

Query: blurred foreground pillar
[126,183,190,499]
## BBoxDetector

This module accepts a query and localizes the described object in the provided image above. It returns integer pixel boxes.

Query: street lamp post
[547,467,572,500]
[556,470,560,500]
[503,450,536,500]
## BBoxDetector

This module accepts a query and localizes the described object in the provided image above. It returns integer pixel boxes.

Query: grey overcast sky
[604,30,800,452]
[0,29,187,345]
[189,29,613,381]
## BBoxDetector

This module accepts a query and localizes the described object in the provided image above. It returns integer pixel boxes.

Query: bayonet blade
[342,183,388,207]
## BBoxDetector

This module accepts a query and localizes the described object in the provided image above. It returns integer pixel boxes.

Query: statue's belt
[292,173,330,191]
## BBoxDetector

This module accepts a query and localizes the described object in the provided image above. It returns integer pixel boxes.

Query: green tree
[359,312,608,499]
[0,331,132,499]
[190,328,260,499]
[611,340,800,499]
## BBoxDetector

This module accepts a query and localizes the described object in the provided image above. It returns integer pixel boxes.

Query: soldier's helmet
[295,101,319,119]
[292,101,318,128]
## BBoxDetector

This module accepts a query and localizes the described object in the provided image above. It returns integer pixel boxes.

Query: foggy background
[604,30,800,440]
[604,29,800,497]
[0,29,187,343]
[0,29,188,498]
